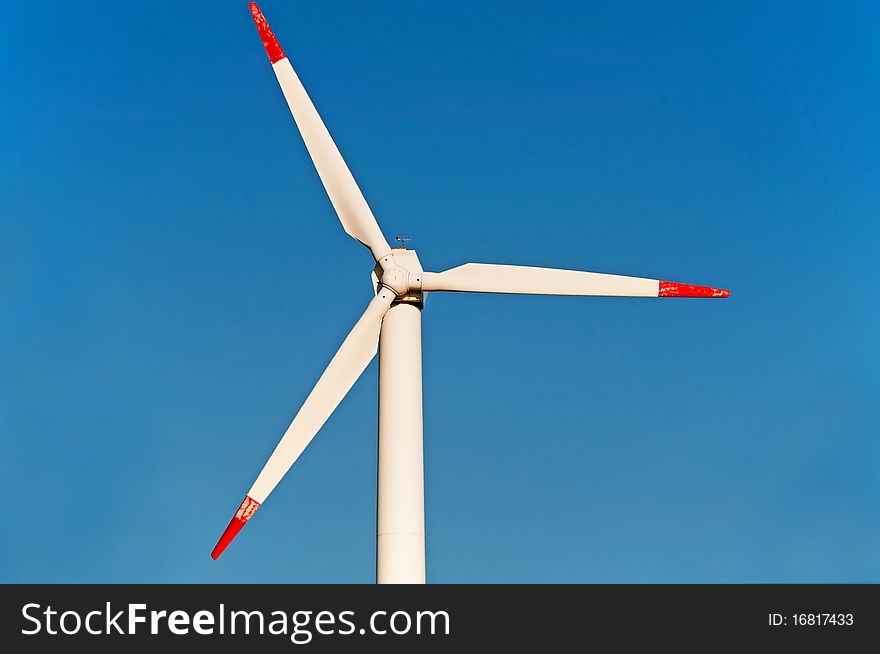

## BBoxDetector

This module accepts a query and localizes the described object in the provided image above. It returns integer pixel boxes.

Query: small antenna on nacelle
[395,234,412,249]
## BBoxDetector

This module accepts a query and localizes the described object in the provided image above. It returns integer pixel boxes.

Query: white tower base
[376,301,425,584]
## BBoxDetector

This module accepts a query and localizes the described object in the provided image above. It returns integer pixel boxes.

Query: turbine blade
[248,3,392,262]
[420,264,729,298]
[211,290,394,559]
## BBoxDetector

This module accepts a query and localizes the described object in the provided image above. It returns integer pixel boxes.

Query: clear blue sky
[2,1,878,583]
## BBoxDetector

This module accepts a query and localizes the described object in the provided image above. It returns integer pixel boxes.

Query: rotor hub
[373,249,424,306]
[379,267,409,296]
[381,266,425,297]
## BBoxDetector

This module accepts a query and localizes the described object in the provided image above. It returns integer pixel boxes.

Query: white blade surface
[421,263,729,297]
[211,290,394,559]
[249,4,391,261]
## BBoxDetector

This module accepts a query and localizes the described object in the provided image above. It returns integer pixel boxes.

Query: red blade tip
[659,281,730,298]
[248,3,286,64]
[211,495,261,560]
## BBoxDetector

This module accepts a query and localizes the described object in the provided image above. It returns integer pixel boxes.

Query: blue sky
[2,1,878,582]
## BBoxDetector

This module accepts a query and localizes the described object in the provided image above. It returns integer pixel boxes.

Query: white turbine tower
[212,3,730,583]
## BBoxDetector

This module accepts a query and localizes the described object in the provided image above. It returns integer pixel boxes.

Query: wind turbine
[211,3,730,583]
